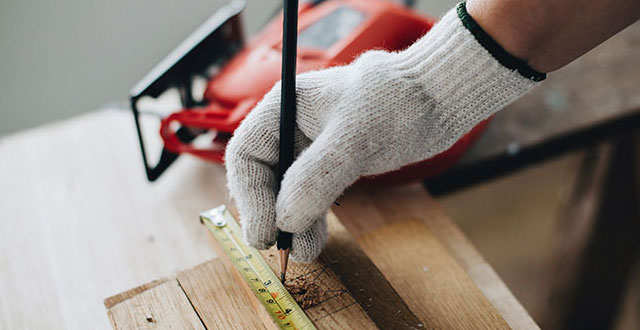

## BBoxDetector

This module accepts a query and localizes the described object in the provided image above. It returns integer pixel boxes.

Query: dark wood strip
[321,216,424,329]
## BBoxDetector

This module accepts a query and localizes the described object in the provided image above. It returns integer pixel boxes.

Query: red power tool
[130,0,489,183]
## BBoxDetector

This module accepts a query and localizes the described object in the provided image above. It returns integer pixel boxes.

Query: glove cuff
[456,2,546,82]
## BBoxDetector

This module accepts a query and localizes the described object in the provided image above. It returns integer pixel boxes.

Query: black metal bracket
[130,0,246,182]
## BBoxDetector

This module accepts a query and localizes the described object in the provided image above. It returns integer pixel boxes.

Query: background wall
[0,0,455,136]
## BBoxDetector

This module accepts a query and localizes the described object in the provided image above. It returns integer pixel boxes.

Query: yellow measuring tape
[201,206,317,330]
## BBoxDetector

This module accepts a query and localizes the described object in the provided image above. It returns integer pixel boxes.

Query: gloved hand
[226,4,543,262]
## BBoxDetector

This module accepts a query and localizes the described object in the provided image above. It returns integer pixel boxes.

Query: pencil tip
[279,248,290,284]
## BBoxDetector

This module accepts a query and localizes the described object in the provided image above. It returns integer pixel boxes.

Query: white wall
[0,0,455,136]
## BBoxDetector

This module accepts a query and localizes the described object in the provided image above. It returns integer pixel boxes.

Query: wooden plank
[320,214,422,329]
[222,186,536,329]
[177,259,271,329]
[105,188,531,330]
[106,195,525,329]
[358,219,508,329]
[265,250,377,329]
[209,210,378,329]
[211,206,398,328]
[260,215,422,329]
[261,208,512,329]
[107,280,205,330]
[104,278,169,310]
[334,183,540,330]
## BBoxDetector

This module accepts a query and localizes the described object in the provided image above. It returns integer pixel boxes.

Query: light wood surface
[0,110,535,329]
[104,278,169,310]
[177,260,269,329]
[108,182,533,329]
[106,259,268,330]
[0,111,220,330]
[107,280,205,330]
[207,209,378,329]
[108,211,513,329]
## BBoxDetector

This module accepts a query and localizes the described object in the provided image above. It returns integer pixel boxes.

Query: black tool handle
[276,0,299,251]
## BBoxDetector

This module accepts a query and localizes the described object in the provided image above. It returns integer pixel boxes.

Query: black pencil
[277,0,299,284]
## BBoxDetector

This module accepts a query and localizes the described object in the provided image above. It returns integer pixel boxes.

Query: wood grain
[0,111,225,330]
[359,220,508,330]
[321,214,422,329]
[200,204,375,328]
[251,240,378,328]
[263,250,374,328]
[106,192,528,330]
[177,259,270,329]
[334,184,539,330]
[107,280,205,330]
[104,278,169,310]
[260,214,423,329]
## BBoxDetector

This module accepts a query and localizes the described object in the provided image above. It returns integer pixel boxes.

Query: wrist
[459,2,546,81]
[466,0,640,72]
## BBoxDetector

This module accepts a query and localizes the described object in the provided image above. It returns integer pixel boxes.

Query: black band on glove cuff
[456,2,547,82]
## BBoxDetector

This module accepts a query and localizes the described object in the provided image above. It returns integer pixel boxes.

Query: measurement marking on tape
[201,206,317,330]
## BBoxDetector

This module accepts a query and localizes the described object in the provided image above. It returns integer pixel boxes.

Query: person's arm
[468,0,640,72]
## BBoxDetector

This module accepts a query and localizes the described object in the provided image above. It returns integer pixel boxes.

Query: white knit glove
[226,5,542,262]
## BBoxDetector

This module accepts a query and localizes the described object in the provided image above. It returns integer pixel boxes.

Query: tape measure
[200,206,317,330]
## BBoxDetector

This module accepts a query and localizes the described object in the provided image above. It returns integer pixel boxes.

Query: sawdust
[285,277,327,309]
[262,249,333,309]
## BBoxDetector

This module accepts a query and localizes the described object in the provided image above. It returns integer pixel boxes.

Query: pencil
[277,0,299,284]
